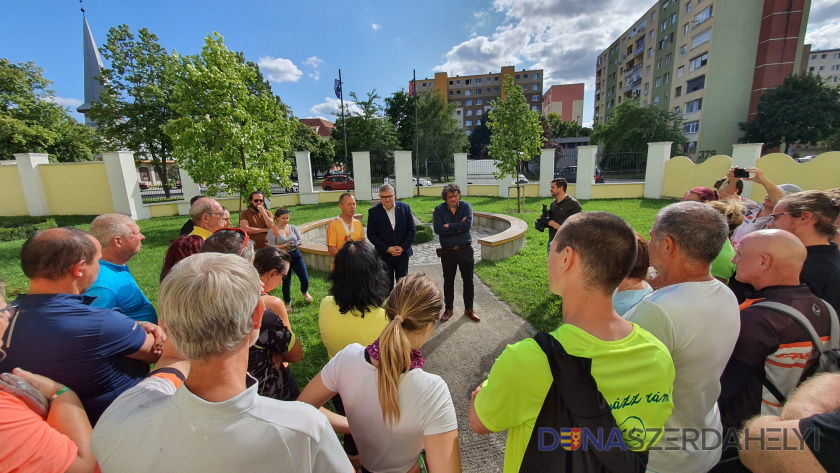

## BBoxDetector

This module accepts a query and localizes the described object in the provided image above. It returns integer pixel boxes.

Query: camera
[535,204,551,232]
[733,168,751,178]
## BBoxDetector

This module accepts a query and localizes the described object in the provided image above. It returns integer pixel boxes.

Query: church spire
[77,4,105,127]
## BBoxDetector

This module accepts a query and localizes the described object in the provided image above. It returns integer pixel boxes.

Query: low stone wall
[298,214,363,272]
[474,212,528,261]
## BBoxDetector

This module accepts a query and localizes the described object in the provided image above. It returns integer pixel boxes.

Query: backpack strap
[752,300,839,404]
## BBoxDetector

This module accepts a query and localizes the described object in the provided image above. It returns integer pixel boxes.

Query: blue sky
[3,0,838,127]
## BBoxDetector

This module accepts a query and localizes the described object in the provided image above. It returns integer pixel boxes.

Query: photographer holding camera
[537,178,582,252]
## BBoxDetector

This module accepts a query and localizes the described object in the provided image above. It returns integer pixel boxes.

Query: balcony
[624,63,642,78]
[623,76,642,93]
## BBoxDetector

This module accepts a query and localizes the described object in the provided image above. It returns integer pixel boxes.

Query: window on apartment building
[495,77,499,81]
[657,59,663,69]
[649,48,654,57]
[692,28,711,48]
[466,100,472,105]
[646,65,651,75]
[665,91,669,100]
[675,86,682,97]
[663,1,668,10]
[678,66,684,77]
[811,54,817,59]
[457,90,461,95]
[652,12,656,20]
[477,109,483,115]
[650,31,655,40]
[449,80,454,85]
[449,91,454,96]
[495,87,500,92]
[672,13,677,23]
[695,6,713,25]
[664,73,670,84]
[690,52,708,71]
[670,32,675,43]
[666,53,672,65]
[516,74,520,79]
[680,44,687,56]
[465,90,471,96]
[655,77,662,87]
[466,110,472,116]
[456,110,461,115]
[685,98,702,114]
[643,99,649,106]
[525,74,530,78]
[532,85,538,90]
[476,99,483,105]
[684,23,690,35]
[819,65,825,71]
[687,75,705,93]
[475,89,481,94]
[661,21,668,31]
[660,39,667,50]
[532,95,540,101]
[686,1,692,13]
[532,106,540,111]
[834,53,840,59]
[832,65,840,71]
[466,130,472,136]
[674,106,681,115]
[457,101,462,105]
[534,73,540,79]
[810,67,815,72]
[456,80,461,84]
[466,79,471,85]
[654,95,660,105]
[477,78,482,84]
[821,54,827,59]
[684,141,697,154]
[683,120,700,134]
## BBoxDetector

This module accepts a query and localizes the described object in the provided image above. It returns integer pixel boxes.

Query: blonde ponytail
[375,274,444,428]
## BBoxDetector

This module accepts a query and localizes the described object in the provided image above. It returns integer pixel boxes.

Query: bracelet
[50,386,72,403]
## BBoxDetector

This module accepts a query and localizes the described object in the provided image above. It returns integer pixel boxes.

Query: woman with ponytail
[299,274,461,473]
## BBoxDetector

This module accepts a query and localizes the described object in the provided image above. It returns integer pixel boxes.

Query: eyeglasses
[213,227,250,256]
[0,304,18,321]
[380,194,395,200]
[769,212,794,221]
[252,199,264,203]
[205,212,225,217]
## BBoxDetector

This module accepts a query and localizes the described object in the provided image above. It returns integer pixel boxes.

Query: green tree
[590,99,686,155]
[0,58,98,161]
[330,90,399,168]
[487,76,545,212]
[165,33,295,210]
[739,72,840,151]
[289,119,334,180]
[88,25,178,196]
[417,91,468,180]
[384,89,415,152]
[469,117,492,158]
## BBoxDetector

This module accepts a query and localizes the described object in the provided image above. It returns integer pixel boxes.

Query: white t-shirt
[91,375,350,473]
[322,343,458,473]
[625,280,740,473]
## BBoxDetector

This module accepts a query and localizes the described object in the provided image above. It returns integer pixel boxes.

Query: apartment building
[594,0,811,160]
[542,83,585,123]
[412,66,543,134]
[807,48,840,86]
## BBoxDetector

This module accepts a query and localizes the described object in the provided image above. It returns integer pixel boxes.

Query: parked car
[383,176,432,186]
[516,174,529,184]
[288,182,299,193]
[138,182,149,191]
[322,175,355,191]
[795,155,815,163]
[555,166,606,183]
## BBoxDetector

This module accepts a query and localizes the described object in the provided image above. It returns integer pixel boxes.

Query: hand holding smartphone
[733,168,751,178]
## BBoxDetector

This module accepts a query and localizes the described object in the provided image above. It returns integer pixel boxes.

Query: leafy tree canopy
[384,89,414,152]
[417,90,468,165]
[164,33,295,204]
[739,72,840,150]
[330,90,399,167]
[590,99,686,154]
[0,58,99,161]
[487,76,545,212]
[289,119,334,179]
[89,25,178,195]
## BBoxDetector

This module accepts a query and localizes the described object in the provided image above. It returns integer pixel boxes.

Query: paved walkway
[407,260,536,472]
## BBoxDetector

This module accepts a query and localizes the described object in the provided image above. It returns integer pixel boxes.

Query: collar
[13,293,97,306]
[172,374,259,417]
[189,226,212,240]
[745,284,814,300]
[806,241,839,254]
[99,260,129,272]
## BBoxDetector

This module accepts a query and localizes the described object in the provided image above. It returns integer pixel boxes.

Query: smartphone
[733,168,750,178]
[418,450,428,473]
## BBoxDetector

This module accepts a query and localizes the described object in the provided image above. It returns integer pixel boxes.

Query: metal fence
[467,159,497,184]
[553,148,579,177]
[369,156,394,199]
[140,187,184,203]
[596,150,647,183]
[423,160,452,183]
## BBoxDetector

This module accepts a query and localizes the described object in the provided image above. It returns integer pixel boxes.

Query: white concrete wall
[352,151,372,202]
[394,151,414,199]
[575,146,597,200]
[643,142,673,199]
[539,149,554,197]
[14,153,51,216]
[454,153,468,195]
[102,151,150,220]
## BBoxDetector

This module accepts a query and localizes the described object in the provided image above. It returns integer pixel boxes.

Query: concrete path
[407,259,536,473]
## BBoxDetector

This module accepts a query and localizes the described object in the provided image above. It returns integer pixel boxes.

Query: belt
[442,244,471,251]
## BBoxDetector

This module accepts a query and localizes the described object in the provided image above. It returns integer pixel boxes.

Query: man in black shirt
[546,178,582,252]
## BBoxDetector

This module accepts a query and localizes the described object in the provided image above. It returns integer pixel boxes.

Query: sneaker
[303,293,314,303]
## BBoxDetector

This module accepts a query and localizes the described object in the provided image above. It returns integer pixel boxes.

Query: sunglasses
[212,227,250,256]
[252,199,264,203]
[769,212,793,221]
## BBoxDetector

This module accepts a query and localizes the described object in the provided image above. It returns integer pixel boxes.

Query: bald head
[21,227,99,280]
[734,229,807,290]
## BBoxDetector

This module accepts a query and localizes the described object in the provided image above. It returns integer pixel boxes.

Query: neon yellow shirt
[474,323,675,472]
[318,296,388,359]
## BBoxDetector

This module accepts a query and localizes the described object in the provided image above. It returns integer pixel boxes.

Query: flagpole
[338,69,349,192]
[413,70,420,197]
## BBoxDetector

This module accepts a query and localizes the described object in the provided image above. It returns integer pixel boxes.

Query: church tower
[76,13,105,127]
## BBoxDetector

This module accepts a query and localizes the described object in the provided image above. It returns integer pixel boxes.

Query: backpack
[753,300,840,405]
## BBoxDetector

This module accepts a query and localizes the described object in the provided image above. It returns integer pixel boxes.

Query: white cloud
[258,56,302,83]
[806,23,840,51]
[436,0,674,90]
[47,96,83,108]
[372,23,382,31]
[309,97,364,117]
[304,56,324,81]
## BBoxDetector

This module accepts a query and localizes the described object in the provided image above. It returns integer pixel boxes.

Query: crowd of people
[0,169,838,473]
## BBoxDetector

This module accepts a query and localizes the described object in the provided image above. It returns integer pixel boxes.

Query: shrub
[414,224,434,244]
[0,217,57,242]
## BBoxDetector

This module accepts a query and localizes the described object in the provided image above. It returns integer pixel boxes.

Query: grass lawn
[0,196,672,387]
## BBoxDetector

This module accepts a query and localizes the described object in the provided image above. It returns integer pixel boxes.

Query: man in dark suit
[367,184,416,292]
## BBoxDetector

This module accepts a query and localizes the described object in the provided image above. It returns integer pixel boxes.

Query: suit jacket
[367,201,416,260]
